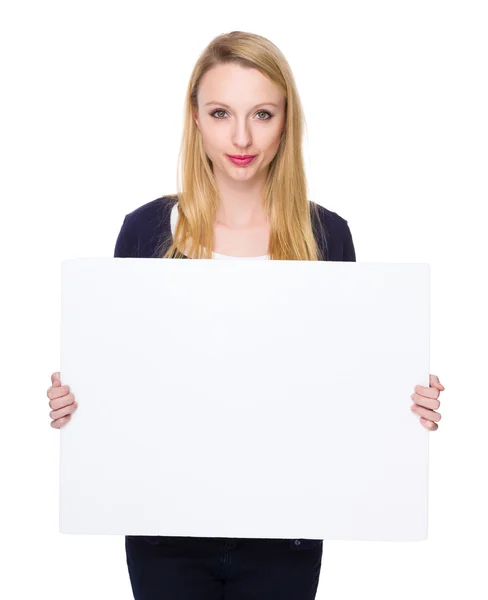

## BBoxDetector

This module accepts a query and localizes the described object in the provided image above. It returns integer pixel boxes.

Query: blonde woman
[47,30,444,600]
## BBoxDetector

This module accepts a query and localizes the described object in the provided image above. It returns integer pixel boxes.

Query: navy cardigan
[114,195,356,262]
[115,195,356,550]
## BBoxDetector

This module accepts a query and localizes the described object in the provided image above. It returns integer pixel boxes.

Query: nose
[231,119,253,150]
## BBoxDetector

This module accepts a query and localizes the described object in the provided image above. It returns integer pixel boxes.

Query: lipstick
[227,154,256,166]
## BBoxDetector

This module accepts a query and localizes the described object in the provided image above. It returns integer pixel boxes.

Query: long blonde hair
[157,30,325,261]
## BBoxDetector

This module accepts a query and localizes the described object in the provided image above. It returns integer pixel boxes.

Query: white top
[170,202,270,260]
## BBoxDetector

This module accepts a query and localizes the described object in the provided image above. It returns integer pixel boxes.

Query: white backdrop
[1,1,486,599]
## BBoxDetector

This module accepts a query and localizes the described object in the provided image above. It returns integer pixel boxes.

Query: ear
[192,109,200,130]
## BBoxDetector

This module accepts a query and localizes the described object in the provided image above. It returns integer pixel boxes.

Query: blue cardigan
[115,195,356,549]
[114,195,356,262]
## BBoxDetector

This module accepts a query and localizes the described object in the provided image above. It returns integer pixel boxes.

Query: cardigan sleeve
[343,220,356,262]
[113,214,138,258]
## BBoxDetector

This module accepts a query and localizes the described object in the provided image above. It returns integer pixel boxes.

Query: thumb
[430,374,445,391]
[52,371,61,387]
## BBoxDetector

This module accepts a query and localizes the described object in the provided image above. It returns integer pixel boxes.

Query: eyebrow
[205,101,279,109]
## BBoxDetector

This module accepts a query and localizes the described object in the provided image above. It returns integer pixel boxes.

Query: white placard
[59,258,430,541]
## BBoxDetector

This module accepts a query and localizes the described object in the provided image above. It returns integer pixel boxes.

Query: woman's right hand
[48,371,78,428]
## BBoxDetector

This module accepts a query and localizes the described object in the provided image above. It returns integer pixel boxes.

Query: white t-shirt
[170,202,270,260]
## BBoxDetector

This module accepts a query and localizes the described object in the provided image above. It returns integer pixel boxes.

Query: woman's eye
[211,109,272,120]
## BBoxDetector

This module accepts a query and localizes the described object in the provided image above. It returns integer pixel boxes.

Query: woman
[46,31,444,600]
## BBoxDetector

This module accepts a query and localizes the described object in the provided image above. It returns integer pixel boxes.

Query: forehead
[197,63,283,106]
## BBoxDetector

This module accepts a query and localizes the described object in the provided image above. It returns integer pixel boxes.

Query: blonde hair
[157,30,325,261]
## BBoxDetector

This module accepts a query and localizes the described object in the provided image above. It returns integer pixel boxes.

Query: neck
[213,168,268,229]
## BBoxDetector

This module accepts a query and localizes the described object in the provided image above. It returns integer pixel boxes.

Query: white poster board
[59,258,430,541]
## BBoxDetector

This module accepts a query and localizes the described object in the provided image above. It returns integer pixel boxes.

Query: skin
[48,371,444,430]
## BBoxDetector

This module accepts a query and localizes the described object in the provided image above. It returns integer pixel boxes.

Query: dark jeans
[125,535,323,599]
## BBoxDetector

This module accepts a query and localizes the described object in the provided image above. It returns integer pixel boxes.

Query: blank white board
[59,258,430,541]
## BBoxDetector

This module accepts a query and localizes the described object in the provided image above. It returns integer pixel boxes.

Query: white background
[1,1,486,598]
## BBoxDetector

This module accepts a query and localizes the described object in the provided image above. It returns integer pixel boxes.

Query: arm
[343,220,356,262]
[114,214,139,258]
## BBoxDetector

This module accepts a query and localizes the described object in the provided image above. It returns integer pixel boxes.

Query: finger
[429,373,445,390]
[50,415,72,429]
[49,392,75,411]
[414,384,440,399]
[411,392,440,410]
[410,403,442,422]
[47,384,70,402]
[52,372,61,387]
[420,417,438,431]
[50,401,78,420]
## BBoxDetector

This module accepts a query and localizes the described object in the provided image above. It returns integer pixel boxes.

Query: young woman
[47,31,444,600]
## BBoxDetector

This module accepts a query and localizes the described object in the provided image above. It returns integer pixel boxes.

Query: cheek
[201,128,225,152]
[264,125,284,147]
[199,134,219,157]
[262,134,283,156]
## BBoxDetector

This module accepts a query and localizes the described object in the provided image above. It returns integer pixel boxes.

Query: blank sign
[59,258,430,541]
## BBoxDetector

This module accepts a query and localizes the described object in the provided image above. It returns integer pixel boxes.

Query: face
[193,63,286,180]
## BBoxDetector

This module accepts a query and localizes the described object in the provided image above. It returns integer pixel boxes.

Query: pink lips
[227,154,256,166]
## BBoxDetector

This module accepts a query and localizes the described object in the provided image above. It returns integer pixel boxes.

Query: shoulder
[309,199,349,229]
[309,200,355,261]
[125,195,177,229]
[113,195,177,258]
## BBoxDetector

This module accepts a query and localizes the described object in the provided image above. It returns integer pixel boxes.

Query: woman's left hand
[410,374,444,431]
